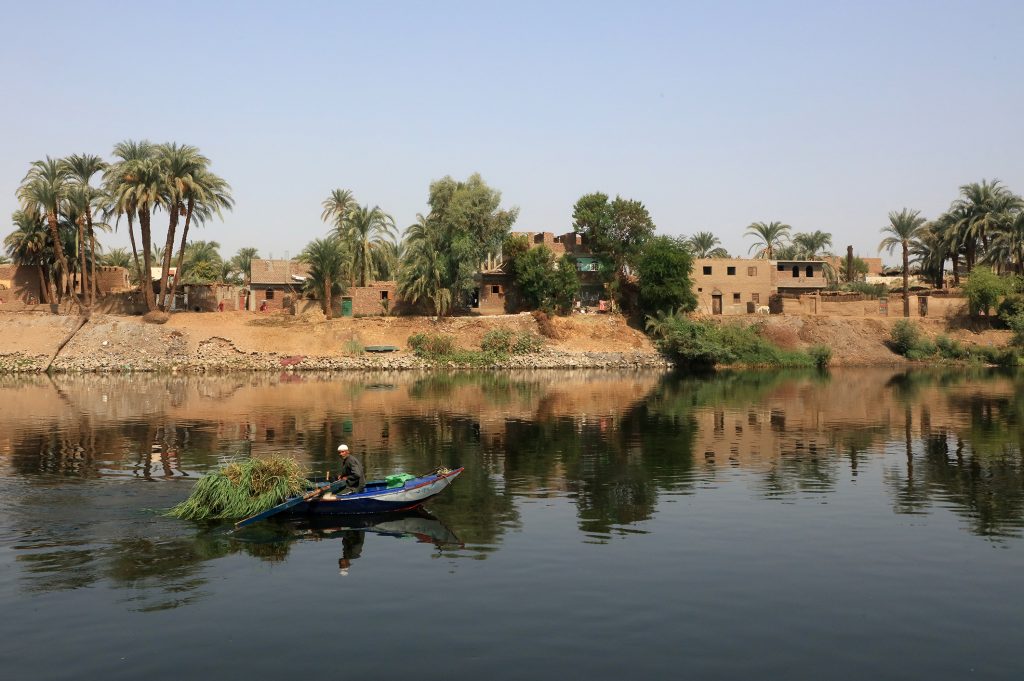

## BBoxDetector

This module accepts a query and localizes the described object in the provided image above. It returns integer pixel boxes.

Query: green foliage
[839,256,869,283]
[571,192,655,277]
[298,236,348,318]
[889,320,923,355]
[1006,314,1024,348]
[551,255,581,314]
[808,345,832,369]
[841,281,890,298]
[997,293,1024,325]
[963,268,1010,316]
[167,457,309,521]
[635,235,696,316]
[408,332,455,356]
[480,329,542,354]
[399,174,518,315]
[648,316,816,368]
[501,233,529,263]
[510,245,557,309]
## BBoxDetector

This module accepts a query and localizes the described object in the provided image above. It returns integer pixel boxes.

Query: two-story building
[692,258,829,315]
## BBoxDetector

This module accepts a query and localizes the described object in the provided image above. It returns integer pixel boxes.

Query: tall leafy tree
[745,221,791,259]
[298,237,348,319]
[685,231,729,258]
[879,208,927,317]
[792,230,833,259]
[398,174,517,314]
[18,158,73,304]
[155,143,206,311]
[572,192,655,279]
[636,236,697,316]
[338,204,397,286]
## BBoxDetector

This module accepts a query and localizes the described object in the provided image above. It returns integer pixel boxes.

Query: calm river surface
[1,368,1022,680]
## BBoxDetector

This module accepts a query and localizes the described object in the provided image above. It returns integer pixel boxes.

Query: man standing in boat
[326,443,364,497]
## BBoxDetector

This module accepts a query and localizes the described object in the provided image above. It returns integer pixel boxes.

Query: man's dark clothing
[339,454,365,492]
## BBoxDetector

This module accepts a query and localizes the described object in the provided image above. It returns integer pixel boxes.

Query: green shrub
[964,268,1010,316]
[997,294,1024,326]
[480,329,515,353]
[512,332,542,354]
[408,333,455,357]
[889,320,923,356]
[935,335,967,360]
[1007,313,1024,348]
[841,282,890,299]
[808,345,832,369]
[651,317,813,368]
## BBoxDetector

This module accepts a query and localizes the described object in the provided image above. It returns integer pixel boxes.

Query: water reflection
[2,367,1024,606]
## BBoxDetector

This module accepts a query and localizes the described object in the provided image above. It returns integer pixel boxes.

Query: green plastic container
[386,473,416,489]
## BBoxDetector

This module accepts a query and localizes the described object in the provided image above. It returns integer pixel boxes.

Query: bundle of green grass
[168,456,310,521]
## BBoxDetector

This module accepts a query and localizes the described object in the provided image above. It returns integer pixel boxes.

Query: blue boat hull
[286,467,464,516]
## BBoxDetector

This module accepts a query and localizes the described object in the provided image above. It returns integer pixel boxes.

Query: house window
[747,267,757,277]
[492,285,501,294]
[792,266,799,277]
[703,266,712,275]
[733,293,741,302]
[727,266,736,276]
[806,265,814,277]
[778,263,786,271]
[752,293,760,304]
[265,290,275,300]
[697,287,703,292]
[380,290,390,300]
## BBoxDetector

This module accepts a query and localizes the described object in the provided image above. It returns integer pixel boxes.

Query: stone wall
[788,292,967,318]
[0,265,44,304]
[94,266,131,294]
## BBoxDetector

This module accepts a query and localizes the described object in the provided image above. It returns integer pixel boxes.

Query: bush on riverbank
[408,331,542,366]
[888,320,1017,365]
[645,314,821,368]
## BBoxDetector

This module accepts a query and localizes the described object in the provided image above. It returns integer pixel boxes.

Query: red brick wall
[252,286,301,312]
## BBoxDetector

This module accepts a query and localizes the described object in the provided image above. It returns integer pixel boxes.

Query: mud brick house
[185,283,243,311]
[472,231,604,314]
[249,259,310,311]
[692,258,828,315]
[0,264,44,305]
[93,266,132,295]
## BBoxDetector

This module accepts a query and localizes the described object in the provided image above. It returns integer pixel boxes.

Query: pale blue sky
[2,0,1022,263]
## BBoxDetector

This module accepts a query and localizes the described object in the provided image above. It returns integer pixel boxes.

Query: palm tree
[792,230,833,259]
[102,248,133,269]
[949,180,1022,272]
[232,247,259,285]
[879,209,927,317]
[105,140,160,310]
[0,255,9,265]
[987,211,1024,275]
[4,210,51,303]
[18,158,73,304]
[167,165,233,306]
[745,221,791,259]
[398,215,452,316]
[321,189,357,230]
[298,237,348,319]
[338,204,397,286]
[179,240,223,283]
[155,143,207,311]
[686,232,729,258]
[62,154,108,305]
[909,222,948,288]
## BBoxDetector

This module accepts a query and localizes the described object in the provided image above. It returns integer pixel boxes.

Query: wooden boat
[293,467,464,516]
[235,467,464,528]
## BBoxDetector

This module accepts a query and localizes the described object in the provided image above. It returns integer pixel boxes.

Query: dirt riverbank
[0,310,1010,373]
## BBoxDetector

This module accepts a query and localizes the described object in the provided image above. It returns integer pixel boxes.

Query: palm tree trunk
[157,206,179,311]
[951,253,960,286]
[126,212,144,290]
[324,275,333,320]
[45,210,72,304]
[902,242,910,318]
[138,207,156,311]
[77,220,88,307]
[36,265,49,304]
[168,197,194,309]
[87,213,98,303]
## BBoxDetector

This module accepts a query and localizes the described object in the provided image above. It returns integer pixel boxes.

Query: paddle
[235,477,348,529]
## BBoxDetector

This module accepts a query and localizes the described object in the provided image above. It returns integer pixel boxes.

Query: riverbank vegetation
[408,329,542,366]
[167,456,307,521]
[888,319,1017,365]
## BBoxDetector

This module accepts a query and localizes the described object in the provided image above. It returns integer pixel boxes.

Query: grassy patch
[889,320,1017,366]
[646,315,821,369]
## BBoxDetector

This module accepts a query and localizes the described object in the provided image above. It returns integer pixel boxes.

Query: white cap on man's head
[337,444,349,452]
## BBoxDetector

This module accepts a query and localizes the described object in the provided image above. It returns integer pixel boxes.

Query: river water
[0,369,1021,680]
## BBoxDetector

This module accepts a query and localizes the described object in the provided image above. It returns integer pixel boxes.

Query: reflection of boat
[290,467,464,516]
[291,509,463,548]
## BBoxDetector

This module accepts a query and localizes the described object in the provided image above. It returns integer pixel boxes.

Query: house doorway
[918,296,928,317]
[712,293,723,315]
[341,297,353,317]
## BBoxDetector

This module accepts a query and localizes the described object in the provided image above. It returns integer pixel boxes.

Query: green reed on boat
[167,456,310,521]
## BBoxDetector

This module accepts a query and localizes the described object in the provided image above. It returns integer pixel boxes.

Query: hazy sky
[2,0,1022,263]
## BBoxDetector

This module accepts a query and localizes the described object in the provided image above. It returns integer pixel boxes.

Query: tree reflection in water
[5,366,1024,610]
